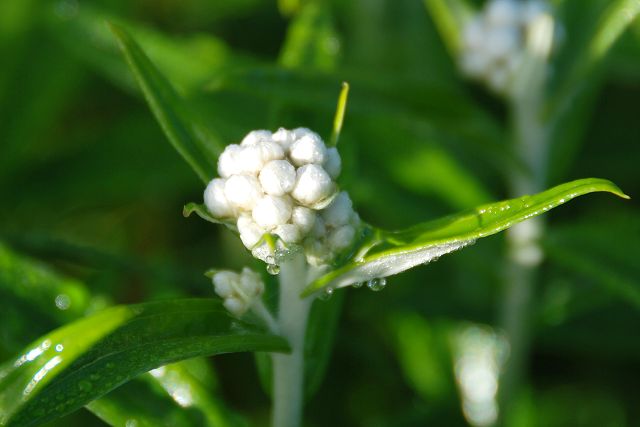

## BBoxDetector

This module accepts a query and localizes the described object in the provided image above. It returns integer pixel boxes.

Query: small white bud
[323,147,342,179]
[235,145,266,175]
[252,195,293,230]
[239,267,264,297]
[217,144,242,178]
[291,206,316,235]
[224,175,263,211]
[259,160,296,196]
[204,178,234,218]
[292,127,317,139]
[322,192,353,227]
[289,134,327,166]
[241,130,272,146]
[486,0,520,26]
[272,127,296,151]
[274,223,302,244]
[311,216,326,237]
[485,27,520,60]
[291,164,334,206]
[304,238,330,267]
[462,17,486,51]
[460,52,492,77]
[328,224,356,251]
[213,271,238,299]
[224,297,246,316]
[237,215,265,249]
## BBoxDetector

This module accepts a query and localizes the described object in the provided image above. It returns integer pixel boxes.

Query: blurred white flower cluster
[459,0,550,94]
[204,128,360,267]
[212,267,264,316]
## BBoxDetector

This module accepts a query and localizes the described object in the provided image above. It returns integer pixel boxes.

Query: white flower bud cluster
[459,0,550,94]
[204,128,360,267]
[212,267,264,317]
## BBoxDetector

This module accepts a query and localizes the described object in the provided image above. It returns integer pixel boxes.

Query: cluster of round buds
[204,128,360,267]
[459,0,551,94]
[212,267,264,317]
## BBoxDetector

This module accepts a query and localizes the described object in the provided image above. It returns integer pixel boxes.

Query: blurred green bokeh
[1,0,639,426]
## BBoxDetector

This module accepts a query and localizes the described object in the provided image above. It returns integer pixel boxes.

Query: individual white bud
[252,195,293,230]
[237,215,265,249]
[292,127,317,139]
[460,52,492,77]
[274,223,302,244]
[462,17,486,51]
[217,144,242,178]
[272,127,296,151]
[322,192,353,227]
[212,271,238,299]
[323,147,342,179]
[485,27,520,60]
[328,224,356,251]
[291,164,334,206]
[224,175,263,211]
[488,66,510,92]
[204,178,234,218]
[259,160,296,196]
[291,206,316,235]
[241,130,272,146]
[235,145,266,175]
[289,134,327,166]
[520,0,548,25]
[224,297,246,317]
[311,216,326,238]
[239,267,264,297]
[486,0,520,26]
[304,238,331,267]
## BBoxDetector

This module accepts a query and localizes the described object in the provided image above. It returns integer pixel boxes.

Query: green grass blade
[423,0,474,57]
[110,23,221,183]
[0,299,288,426]
[302,178,628,296]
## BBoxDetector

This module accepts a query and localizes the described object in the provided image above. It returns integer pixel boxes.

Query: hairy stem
[271,252,313,427]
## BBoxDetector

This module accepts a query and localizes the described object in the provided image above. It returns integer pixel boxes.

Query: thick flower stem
[271,252,313,427]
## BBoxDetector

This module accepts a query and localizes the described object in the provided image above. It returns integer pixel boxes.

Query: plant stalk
[499,79,548,423]
[271,252,313,427]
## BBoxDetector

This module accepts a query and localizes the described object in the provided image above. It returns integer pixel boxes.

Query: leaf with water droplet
[302,178,628,296]
[0,299,289,426]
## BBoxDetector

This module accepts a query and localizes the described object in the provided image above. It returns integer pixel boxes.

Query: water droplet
[55,344,64,352]
[266,255,276,265]
[352,282,363,289]
[432,256,440,262]
[55,294,71,310]
[78,380,92,392]
[319,288,334,301]
[266,264,280,275]
[367,278,387,292]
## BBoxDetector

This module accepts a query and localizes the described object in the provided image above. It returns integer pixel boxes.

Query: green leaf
[279,2,340,70]
[110,23,221,183]
[183,202,226,225]
[302,178,628,296]
[0,299,288,426]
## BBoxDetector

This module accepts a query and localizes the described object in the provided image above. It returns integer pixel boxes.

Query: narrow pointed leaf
[110,23,221,183]
[0,299,288,426]
[302,178,628,296]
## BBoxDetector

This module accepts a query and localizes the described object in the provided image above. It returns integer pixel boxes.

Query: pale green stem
[499,84,548,422]
[271,252,318,427]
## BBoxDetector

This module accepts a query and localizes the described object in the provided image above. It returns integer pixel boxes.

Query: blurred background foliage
[0,0,638,426]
